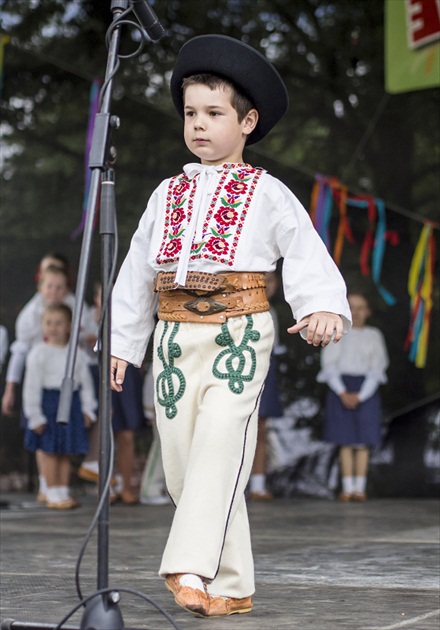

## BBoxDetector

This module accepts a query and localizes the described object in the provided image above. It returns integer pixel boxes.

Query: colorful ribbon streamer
[71,78,101,239]
[405,224,435,368]
[371,199,397,306]
[310,176,397,306]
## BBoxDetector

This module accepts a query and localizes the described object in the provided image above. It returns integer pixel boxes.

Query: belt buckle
[184,296,226,316]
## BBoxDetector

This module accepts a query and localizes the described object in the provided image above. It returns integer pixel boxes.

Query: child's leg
[36,449,47,498]
[252,416,267,475]
[155,313,273,598]
[249,416,272,498]
[115,429,134,490]
[353,447,369,497]
[43,453,57,488]
[43,453,62,504]
[339,446,355,497]
[140,423,167,501]
[58,455,71,487]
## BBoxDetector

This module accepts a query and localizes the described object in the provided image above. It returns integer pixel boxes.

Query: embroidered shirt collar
[183,162,251,180]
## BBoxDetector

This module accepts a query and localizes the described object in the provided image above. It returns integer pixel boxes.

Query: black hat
[170,34,289,145]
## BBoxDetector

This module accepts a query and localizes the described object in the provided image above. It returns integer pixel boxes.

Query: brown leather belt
[155,271,269,324]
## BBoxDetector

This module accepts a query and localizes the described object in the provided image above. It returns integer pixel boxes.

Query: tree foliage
[1,0,439,412]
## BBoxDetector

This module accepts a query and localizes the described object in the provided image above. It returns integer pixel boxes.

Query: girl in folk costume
[23,304,96,509]
[2,256,74,418]
[318,292,389,501]
[110,35,352,618]
[2,260,75,503]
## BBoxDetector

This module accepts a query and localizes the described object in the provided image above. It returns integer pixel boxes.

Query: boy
[110,35,351,618]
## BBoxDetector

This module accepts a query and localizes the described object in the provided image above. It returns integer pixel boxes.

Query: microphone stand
[1,2,177,629]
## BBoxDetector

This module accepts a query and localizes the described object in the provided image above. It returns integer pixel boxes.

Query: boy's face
[42,311,71,346]
[39,272,68,306]
[183,84,258,165]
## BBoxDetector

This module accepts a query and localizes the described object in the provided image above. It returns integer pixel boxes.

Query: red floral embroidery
[225,180,248,196]
[170,207,185,225]
[157,165,263,266]
[172,180,190,199]
[214,207,238,226]
[205,237,229,256]
[163,239,182,257]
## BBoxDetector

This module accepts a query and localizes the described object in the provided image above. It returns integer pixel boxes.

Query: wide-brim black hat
[170,34,289,145]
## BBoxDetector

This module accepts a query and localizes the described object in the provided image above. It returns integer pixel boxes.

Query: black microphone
[129,0,165,42]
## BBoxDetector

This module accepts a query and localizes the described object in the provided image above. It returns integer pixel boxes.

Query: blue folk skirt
[323,375,382,446]
[259,354,283,418]
[24,389,89,455]
[111,364,146,432]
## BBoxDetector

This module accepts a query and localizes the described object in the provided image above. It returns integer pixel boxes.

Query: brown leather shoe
[46,498,79,510]
[352,492,367,502]
[165,574,210,617]
[248,491,273,501]
[337,492,353,502]
[120,489,139,505]
[206,595,253,617]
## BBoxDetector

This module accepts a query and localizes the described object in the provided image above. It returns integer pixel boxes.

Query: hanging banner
[385,0,440,93]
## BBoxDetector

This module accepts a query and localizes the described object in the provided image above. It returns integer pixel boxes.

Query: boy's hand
[110,356,129,392]
[288,312,344,347]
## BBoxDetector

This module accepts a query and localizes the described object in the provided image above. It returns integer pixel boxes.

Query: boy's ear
[242,109,259,137]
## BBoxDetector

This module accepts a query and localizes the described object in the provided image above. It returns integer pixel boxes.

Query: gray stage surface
[0,494,439,629]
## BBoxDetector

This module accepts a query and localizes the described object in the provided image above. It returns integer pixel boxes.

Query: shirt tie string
[174,164,223,286]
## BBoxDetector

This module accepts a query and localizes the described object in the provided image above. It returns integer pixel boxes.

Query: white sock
[179,574,204,592]
[58,486,70,501]
[342,476,354,494]
[39,476,47,494]
[354,476,366,494]
[114,474,124,494]
[249,474,266,494]
[46,487,62,503]
[81,461,99,474]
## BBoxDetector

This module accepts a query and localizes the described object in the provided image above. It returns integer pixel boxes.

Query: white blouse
[111,163,352,366]
[23,342,97,430]
[317,326,389,402]
[6,292,76,384]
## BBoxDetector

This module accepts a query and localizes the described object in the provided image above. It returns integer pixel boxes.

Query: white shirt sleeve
[111,188,161,366]
[6,294,43,383]
[268,179,352,335]
[358,328,389,401]
[22,346,47,430]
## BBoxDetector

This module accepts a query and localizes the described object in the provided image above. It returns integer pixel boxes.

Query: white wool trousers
[153,312,274,598]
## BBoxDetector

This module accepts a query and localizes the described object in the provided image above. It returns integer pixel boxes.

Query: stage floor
[0,494,439,629]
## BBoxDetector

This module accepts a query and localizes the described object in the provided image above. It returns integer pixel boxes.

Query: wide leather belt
[155,272,269,324]
[154,270,267,293]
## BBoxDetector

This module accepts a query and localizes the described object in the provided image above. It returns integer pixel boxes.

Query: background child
[2,261,75,502]
[80,281,145,504]
[2,254,74,417]
[23,304,96,509]
[248,270,283,500]
[139,363,170,505]
[317,292,389,501]
[77,281,102,485]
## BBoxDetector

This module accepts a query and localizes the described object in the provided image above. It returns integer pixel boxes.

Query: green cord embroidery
[156,322,186,419]
[213,315,260,394]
